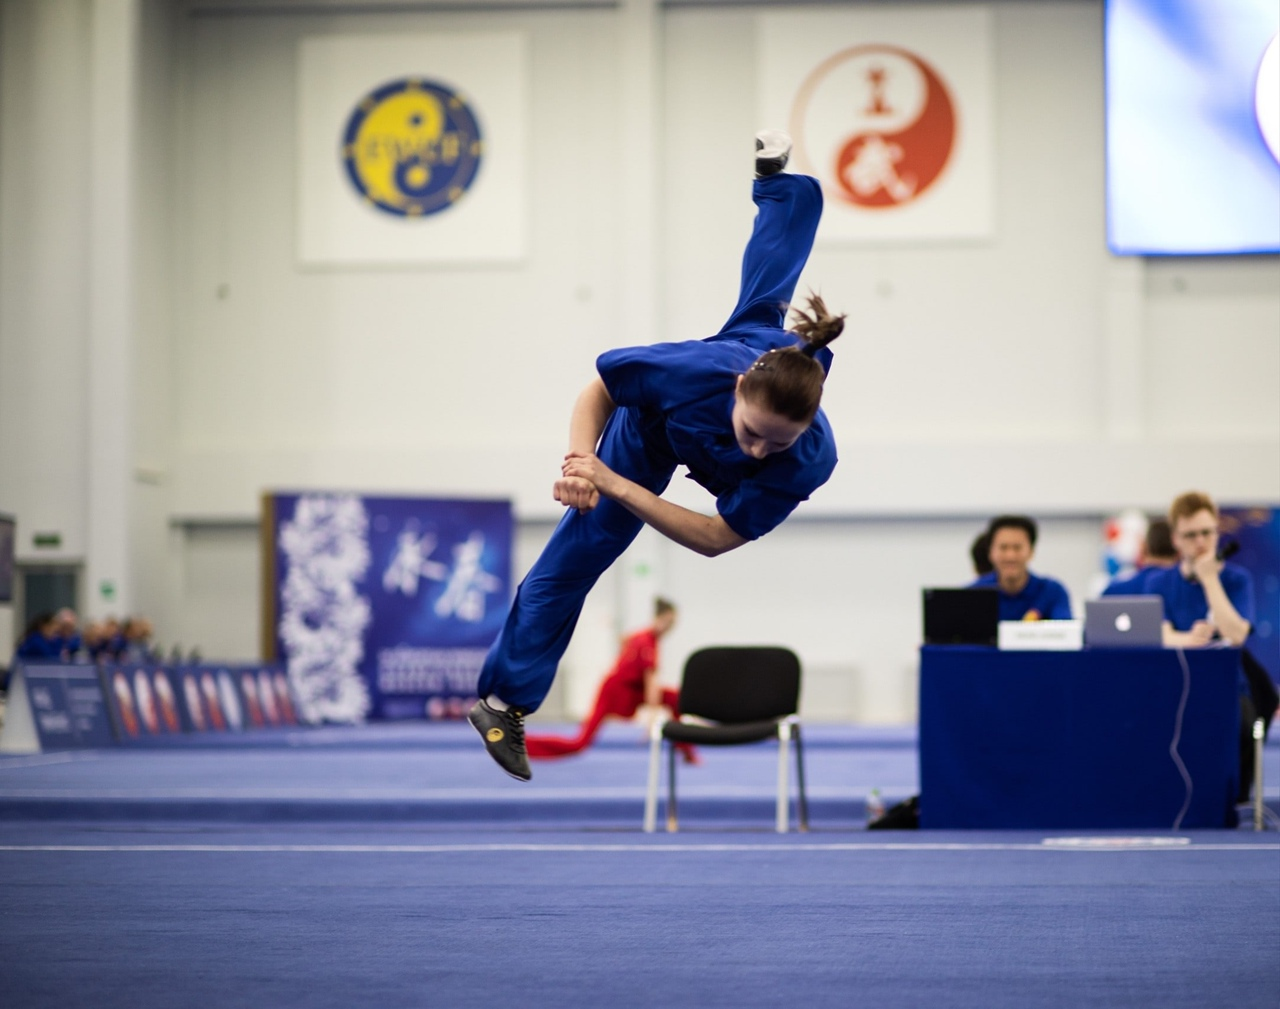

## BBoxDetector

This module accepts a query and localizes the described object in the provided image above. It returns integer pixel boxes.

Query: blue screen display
[1106,0,1280,255]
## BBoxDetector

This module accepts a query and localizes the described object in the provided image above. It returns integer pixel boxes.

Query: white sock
[485,694,509,712]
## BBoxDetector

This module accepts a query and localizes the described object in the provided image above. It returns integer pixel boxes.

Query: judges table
[919,646,1241,829]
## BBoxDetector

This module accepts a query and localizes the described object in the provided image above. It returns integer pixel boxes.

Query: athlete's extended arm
[554,378,616,512]
[562,451,748,558]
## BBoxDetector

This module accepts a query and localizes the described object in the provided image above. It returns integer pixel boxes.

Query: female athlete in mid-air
[470,131,844,780]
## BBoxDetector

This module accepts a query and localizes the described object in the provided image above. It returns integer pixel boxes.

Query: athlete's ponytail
[791,293,844,358]
[739,293,844,424]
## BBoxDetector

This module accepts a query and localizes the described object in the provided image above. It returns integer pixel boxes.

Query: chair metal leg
[792,718,809,833]
[666,734,679,832]
[1255,718,1265,832]
[776,720,791,833]
[644,717,665,833]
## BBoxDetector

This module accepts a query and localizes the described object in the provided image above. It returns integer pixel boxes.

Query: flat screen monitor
[923,588,1000,646]
[0,514,13,604]
[1105,0,1280,255]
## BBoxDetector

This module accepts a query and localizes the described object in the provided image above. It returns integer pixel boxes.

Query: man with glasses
[1148,491,1253,649]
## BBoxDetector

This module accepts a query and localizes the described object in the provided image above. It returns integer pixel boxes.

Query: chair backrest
[678,646,801,725]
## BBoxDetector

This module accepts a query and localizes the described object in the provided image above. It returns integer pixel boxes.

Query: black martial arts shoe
[755,129,792,178]
[468,699,532,781]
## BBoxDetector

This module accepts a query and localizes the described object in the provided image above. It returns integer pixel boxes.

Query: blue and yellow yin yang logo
[342,78,483,217]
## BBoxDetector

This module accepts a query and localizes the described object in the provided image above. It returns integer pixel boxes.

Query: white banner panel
[298,32,527,266]
[758,6,994,244]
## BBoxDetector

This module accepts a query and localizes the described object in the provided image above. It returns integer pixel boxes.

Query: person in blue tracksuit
[1102,517,1177,596]
[968,515,1073,622]
[469,132,844,780]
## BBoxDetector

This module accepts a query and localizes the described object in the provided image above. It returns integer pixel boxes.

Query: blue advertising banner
[102,665,187,741]
[15,664,116,750]
[268,494,513,723]
[101,664,297,741]
[0,662,304,752]
[1222,506,1280,684]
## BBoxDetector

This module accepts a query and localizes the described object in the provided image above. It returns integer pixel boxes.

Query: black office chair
[643,645,808,833]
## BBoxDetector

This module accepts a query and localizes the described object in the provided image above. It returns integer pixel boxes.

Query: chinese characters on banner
[266,494,513,723]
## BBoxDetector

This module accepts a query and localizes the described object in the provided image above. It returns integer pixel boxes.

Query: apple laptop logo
[1115,612,1132,633]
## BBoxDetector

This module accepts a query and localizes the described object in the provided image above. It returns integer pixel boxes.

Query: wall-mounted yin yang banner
[297,32,528,266]
[758,5,995,244]
[264,494,513,724]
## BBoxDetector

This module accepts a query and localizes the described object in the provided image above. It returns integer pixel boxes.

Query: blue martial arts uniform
[477,173,837,711]
[968,571,1073,622]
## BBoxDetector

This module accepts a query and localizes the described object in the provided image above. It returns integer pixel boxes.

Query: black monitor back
[923,588,1000,646]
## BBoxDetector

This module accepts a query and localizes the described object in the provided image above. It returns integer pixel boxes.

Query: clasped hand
[553,452,620,513]
[1184,620,1216,646]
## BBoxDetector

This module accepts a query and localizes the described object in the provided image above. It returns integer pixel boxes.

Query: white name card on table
[997,620,1084,651]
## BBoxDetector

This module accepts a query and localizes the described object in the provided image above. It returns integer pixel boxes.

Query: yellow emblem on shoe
[486,728,504,743]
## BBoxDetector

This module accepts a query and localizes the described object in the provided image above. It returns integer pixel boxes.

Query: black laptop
[923,588,1000,645]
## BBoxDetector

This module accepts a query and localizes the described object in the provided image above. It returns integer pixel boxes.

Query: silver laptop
[1085,596,1164,648]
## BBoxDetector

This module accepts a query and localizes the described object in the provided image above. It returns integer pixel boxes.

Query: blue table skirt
[919,646,1240,829]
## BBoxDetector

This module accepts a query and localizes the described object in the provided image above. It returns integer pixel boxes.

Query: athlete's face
[732,377,809,460]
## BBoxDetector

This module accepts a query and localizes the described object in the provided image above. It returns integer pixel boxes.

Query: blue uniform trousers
[477,173,823,711]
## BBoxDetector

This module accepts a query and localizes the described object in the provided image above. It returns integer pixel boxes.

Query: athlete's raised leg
[718,134,823,336]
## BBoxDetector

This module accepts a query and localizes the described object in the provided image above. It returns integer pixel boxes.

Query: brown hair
[738,293,845,424]
[1169,491,1216,526]
[654,597,676,617]
[1144,517,1175,560]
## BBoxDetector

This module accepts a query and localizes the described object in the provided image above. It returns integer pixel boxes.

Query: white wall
[2,0,1277,720]
[156,0,1280,522]
[168,5,626,517]
[0,0,92,564]
[129,0,179,642]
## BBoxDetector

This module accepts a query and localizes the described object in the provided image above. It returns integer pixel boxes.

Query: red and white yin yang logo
[791,45,957,209]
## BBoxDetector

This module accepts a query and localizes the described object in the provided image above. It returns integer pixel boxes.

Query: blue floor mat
[1,723,1277,1008]
[1,821,1277,1009]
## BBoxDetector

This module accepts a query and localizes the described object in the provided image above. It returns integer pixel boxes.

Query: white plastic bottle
[867,787,885,823]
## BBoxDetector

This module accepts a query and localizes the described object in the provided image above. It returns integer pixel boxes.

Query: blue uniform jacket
[596,336,837,542]
[1102,565,1173,596]
[968,571,1073,622]
[1144,562,1256,632]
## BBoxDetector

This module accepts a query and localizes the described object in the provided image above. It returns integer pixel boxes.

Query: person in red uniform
[525,598,695,762]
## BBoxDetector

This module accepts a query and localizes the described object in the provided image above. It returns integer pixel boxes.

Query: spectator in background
[969,515,1072,621]
[120,617,157,663]
[15,612,63,661]
[969,531,993,577]
[53,608,83,658]
[1102,517,1178,596]
[524,598,695,762]
[86,617,125,662]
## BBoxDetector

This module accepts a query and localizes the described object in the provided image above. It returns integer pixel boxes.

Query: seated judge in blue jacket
[1149,491,1267,805]
[969,515,1072,621]
[1102,517,1178,596]
[1148,491,1254,649]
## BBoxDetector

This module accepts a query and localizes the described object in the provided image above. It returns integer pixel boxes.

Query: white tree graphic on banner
[279,495,372,723]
